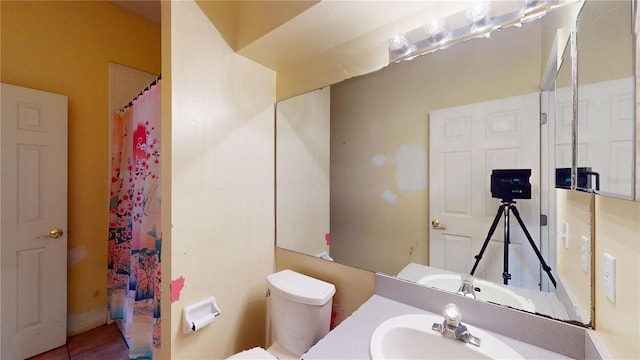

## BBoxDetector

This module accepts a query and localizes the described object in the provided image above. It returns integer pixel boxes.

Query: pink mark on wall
[325,233,330,246]
[170,276,185,303]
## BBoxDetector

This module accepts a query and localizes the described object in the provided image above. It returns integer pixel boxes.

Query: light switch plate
[603,253,616,303]
[580,235,589,273]
[562,221,569,249]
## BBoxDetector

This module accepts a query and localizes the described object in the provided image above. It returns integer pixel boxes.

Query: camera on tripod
[490,169,532,201]
[472,168,556,288]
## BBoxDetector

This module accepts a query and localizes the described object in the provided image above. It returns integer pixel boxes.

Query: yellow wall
[168,1,275,358]
[594,196,640,359]
[0,1,161,334]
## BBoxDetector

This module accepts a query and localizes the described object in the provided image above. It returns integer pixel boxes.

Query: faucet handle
[460,274,474,286]
[443,303,461,327]
[433,303,482,347]
[457,274,477,299]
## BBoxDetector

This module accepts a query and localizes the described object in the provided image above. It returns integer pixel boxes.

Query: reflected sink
[370,314,524,359]
[417,274,535,313]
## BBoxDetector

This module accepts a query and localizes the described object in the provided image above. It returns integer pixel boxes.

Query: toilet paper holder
[182,296,221,334]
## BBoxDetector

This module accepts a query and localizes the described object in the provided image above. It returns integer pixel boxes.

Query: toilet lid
[267,270,336,306]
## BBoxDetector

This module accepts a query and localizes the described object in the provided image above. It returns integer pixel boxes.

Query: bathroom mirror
[276,2,592,326]
[553,36,574,188]
[574,0,637,200]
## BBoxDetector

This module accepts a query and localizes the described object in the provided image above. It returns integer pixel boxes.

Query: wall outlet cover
[580,235,589,273]
[603,253,616,303]
[562,221,569,249]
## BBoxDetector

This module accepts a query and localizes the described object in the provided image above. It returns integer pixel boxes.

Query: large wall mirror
[277,0,635,328]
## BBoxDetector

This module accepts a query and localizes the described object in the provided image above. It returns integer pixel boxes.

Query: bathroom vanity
[303,274,611,359]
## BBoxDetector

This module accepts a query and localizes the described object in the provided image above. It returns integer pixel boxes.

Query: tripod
[470,200,556,288]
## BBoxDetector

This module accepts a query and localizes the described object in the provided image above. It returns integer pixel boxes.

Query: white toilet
[227,269,336,360]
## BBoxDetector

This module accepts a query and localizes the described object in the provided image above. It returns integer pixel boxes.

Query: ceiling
[108,1,478,72]
[108,1,575,76]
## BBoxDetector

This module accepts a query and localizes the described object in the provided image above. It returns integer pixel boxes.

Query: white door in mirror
[429,92,541,289]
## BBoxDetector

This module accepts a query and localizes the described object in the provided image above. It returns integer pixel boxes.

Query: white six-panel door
[1,83,68,359]
[429,93,541,290]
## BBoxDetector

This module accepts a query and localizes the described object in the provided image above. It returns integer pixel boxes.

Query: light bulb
[426,18,451,44]
[466,1,491,23]
[389,34,410,52]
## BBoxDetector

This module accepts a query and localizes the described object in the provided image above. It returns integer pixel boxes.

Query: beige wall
[0,1,161,335]
[168,1,275,358]
[594,196,640,359]
[276,87,330,258]
[578,1,633,85]
[555,190,593,322]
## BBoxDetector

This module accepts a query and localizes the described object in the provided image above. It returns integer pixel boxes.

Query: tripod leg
[471,205,505,276]
[503,205,511,285]
[510,205,557,288]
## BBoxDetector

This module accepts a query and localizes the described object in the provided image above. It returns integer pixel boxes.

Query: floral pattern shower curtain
[108,80,161,359]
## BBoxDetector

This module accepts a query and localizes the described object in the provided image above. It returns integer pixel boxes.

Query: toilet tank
[266,270,336,357]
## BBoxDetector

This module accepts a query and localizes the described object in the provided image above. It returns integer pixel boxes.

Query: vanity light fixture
[466,1,493,34]
[388,0,560,64]
[425,18,452,45]
[388,34,414,56]
[524,0,542,10]
[520,0,551,22]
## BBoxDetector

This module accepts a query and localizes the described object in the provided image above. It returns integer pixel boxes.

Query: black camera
[555,167,600,191]
[491,169,532,201]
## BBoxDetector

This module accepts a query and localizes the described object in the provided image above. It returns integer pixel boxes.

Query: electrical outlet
[581,236,589,273]
[603,253,616,303]
[562,221,569,249]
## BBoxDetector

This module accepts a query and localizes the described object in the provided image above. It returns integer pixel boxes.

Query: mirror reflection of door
[429,93,541,289]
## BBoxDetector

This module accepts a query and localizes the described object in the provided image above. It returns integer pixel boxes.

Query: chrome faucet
[457,274,477,299]
[432,303,481,347]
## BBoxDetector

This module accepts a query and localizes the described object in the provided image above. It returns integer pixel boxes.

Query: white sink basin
[370,313,524,359]
[417,274,535,313]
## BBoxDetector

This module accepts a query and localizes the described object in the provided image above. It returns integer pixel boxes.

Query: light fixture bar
[389,0,560,63]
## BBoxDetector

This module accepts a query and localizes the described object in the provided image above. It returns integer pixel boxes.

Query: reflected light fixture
[520,0,550,22]
[388,0,559,63]
[523,0,542,11]
[466,1,493,34]
[388,34,413,55]
[425,18,451,45]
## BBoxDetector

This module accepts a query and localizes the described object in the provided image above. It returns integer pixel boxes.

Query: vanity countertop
[303,294,571,360]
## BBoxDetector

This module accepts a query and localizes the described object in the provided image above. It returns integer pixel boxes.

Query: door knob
[431,219,447,230]
[38,228,64,239]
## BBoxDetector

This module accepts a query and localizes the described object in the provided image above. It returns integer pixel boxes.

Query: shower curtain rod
[119,74,162,112]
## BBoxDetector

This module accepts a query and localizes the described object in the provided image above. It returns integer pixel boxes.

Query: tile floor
[28,323,128,360]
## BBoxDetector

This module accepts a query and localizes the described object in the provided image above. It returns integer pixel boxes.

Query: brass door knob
[431,219,447,230]
[38,228,64,239]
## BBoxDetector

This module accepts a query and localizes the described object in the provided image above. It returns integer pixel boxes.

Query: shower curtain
[108,79,161,359]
